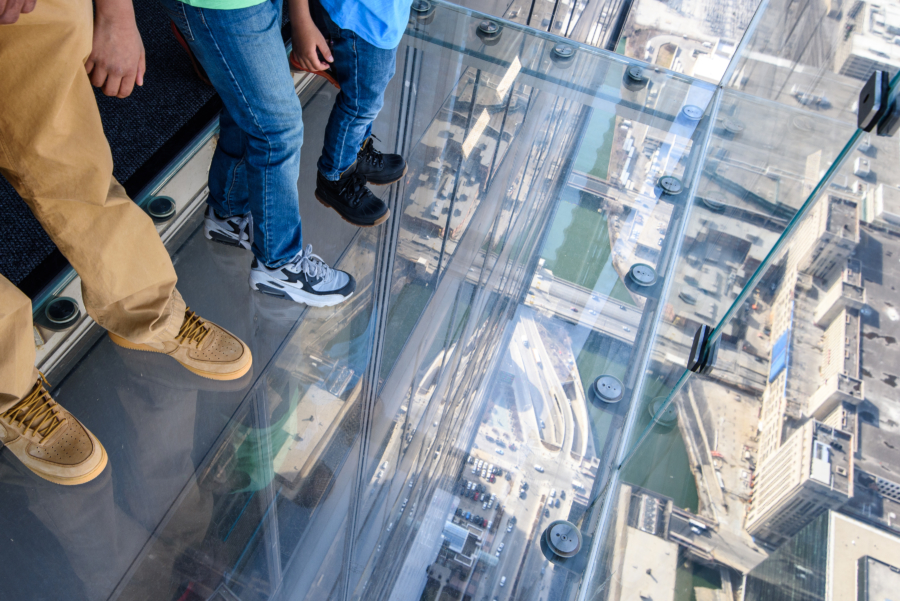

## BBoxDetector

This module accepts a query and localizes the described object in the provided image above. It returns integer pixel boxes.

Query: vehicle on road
[550,489,556,497]
[622,326,631,332]
[507,523,514,532]
[496,449,504,455]
[500,577,507,587]
[534,465,545,473]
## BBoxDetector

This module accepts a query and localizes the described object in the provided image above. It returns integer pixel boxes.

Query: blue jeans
[160,0,303,268]
[310,0,398,180]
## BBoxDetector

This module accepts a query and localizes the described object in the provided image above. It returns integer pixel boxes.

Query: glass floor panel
[4,4,731,601]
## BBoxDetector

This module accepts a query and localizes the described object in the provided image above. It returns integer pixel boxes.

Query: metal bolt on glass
[657,175,683,195]
[592,374,624,404]
[40,296,81,331]
[143,195,176,223]
[680,104,704,121]
[541,520,583,561]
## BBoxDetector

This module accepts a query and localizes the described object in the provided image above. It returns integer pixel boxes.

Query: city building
[871,183,900,227]
[795,196,859,282]
[746,421,853,546]
[836,2,900,80]
[744,511,900,601]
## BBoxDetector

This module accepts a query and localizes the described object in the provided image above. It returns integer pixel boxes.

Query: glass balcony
[5,1,900,600]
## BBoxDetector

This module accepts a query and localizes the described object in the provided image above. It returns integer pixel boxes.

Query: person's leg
[0,278,35,412]
[203,107,254,249]
[311,4,398,181]
[0,0,184,345]
[208,107,251,220]
[160,0,304,268]
[0,0,252,385]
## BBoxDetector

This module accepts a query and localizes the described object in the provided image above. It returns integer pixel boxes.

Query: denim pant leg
[160,0,304,268]
[208,107,250,218]
[317,27,397,181]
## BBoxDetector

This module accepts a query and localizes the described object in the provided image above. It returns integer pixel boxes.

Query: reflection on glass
[9,1,900,601]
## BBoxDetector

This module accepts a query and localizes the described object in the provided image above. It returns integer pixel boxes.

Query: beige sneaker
[109,308,252,381]
[0,373,108,486]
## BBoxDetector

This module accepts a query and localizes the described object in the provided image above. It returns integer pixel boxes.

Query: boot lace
[288,245,334,281]
[359,135,384,170]
[340,172,371,208]
[1,372,66,443]
[177,309,211,347]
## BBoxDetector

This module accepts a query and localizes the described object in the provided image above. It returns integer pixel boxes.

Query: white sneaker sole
[249,271,353,308]
[204,222,251,250]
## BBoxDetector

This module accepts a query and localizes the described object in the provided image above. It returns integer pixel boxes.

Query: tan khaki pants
[0,0,185,409]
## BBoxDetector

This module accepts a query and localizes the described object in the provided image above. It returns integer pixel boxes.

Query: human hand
[85,2,146,98]
[0,0,37,25]
[291,18,332,72]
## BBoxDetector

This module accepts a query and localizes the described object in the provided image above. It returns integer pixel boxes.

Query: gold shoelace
[1,372,65,443]
[177,308,210,347]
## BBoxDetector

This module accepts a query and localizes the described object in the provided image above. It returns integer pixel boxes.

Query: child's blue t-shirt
[320,0,413,50]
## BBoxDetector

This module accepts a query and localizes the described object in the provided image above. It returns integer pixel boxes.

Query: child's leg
[313,10,397,180]
[160,0,304,267]
[208,108,250,219]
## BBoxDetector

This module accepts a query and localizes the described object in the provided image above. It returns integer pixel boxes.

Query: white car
[497,449,505,455]
[550,489,556,498]
[500,577,507,587]
[534,465,545,473]
[507,523,514,532]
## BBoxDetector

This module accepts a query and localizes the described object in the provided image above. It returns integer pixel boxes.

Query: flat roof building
[747,422,853,547]
[745,511,900,601]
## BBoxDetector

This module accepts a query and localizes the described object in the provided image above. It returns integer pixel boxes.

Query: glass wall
[6,1,900,601]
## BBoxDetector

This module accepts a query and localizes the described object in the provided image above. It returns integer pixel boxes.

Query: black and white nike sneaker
[204,206,252,250]
[249,245,356,307]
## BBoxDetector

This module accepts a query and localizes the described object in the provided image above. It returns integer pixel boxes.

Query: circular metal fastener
[44,296,81,330]
[680,104,704,121]
[792,116,814,132]
[658,175,683,195]
[145,195,176,222]
[592,374,624,404]
[629,263,658,287]
[410,0,435,23]
[649,397,678,426]
[542,520,583,558]
[626,65,646,82]
[552,43,575,59]
[723,118,745,135]
[477,19,501,36]
[701,195,726,211]
[623,65,649,92]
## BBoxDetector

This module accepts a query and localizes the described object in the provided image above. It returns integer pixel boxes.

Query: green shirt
[177,0,266,9]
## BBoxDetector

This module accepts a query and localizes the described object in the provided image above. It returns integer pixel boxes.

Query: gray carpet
[0,1,217,286]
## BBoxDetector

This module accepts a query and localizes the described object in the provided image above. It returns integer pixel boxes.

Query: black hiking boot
[315,165,390,227]
[355,135,407,185]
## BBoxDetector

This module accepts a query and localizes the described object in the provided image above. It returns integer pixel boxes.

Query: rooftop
[810,422,853,495]
[859,556,900,601]
[830,513,900,601]
[825,196,859,241]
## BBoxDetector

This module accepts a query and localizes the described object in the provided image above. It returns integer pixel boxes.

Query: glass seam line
[421,1,715,97]
[719,0,771,87]
[708,126,863,343]
[338,46,420,601]
[577,87,724,601]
